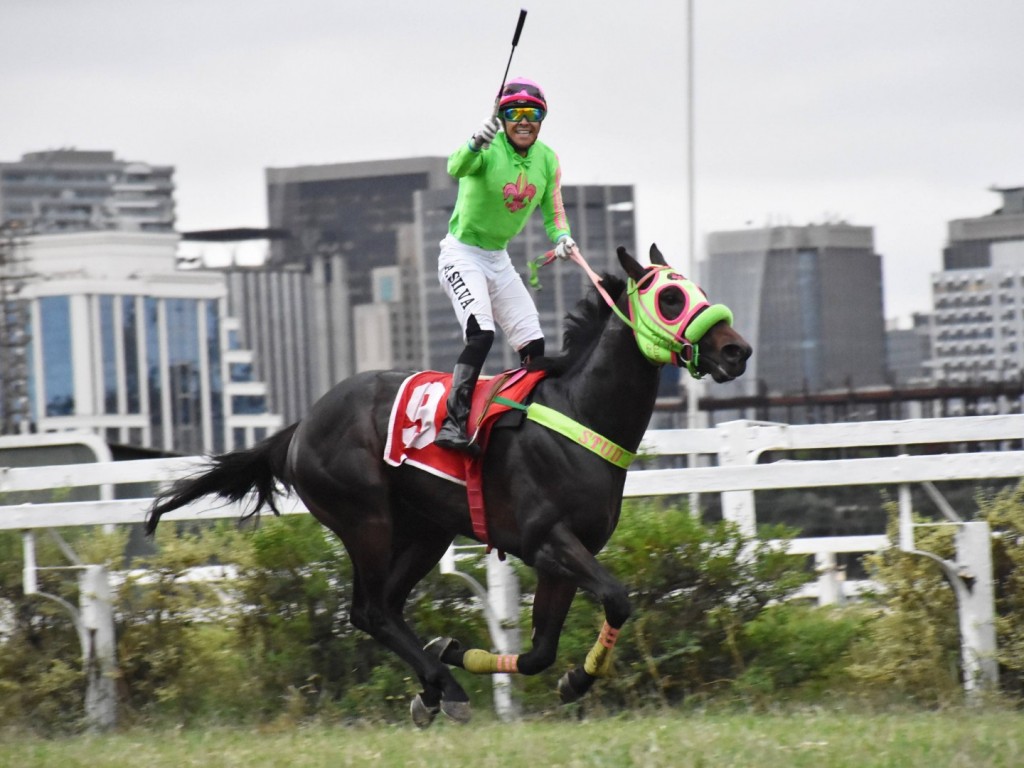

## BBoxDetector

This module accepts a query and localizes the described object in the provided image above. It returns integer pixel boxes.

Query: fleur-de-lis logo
[503,173,537,212]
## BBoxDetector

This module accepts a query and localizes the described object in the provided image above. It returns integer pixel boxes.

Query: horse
[146,244,752,726]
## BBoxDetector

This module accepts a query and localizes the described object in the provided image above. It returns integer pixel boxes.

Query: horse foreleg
[557,620,622,703]
[531,526,633,704]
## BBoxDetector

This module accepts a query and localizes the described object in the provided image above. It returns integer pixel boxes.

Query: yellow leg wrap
[462,649,519,675]
[583,622,620,677]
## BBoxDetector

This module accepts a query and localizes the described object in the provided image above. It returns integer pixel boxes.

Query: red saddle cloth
[384,368,547,546]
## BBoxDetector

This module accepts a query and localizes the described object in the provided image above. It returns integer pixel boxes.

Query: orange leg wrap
[462,649,520,674]
[584,621,620,677]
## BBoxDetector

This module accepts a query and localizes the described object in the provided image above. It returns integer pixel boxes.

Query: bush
[735,603,871,701]
[116,522,254,723]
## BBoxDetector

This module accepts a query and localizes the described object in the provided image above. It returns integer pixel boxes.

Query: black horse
[147,245,751,726]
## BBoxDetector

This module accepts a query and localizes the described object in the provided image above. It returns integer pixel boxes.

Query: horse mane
[528,273,626,376]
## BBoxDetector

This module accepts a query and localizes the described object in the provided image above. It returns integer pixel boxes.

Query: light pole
[684,0,704,517]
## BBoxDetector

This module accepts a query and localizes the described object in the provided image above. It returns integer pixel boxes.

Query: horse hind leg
[331,507,468,729]
[379,522,464,727]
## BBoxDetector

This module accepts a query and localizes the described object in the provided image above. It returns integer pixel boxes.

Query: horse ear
[650,243,668,266]
[617,246,647,282]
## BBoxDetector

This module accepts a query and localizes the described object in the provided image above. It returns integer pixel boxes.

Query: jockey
[435,77,579,457]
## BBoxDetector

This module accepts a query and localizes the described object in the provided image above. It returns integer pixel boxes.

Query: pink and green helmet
[498,78,547,111]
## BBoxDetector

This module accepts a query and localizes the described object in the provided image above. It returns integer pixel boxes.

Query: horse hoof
[424,636,462,665]
[557,672,582,703]
[557,668,594,704]
[410,694,441,729]
[440,699,472,724]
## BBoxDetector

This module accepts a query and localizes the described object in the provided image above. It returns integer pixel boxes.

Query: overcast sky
[4,0,1022,323]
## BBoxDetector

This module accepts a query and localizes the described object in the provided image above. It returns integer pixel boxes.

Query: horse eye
[658,287,685,320]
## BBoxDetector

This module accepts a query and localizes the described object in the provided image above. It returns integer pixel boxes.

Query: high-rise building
[11,231,281,452]
[943,186,1024,270]
[703,223,887,396]
[181,227,354,426]
[0,149,175,234]
[265,156,455,299]
[929,186,1024,383]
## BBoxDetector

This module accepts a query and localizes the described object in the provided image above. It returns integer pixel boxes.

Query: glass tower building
[703,223,888,397]
[13,231,281,452]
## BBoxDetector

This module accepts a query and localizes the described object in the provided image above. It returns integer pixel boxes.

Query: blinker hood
[626,267,734,376]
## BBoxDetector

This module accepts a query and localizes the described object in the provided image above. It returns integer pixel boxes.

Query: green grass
[2,710,1022,767]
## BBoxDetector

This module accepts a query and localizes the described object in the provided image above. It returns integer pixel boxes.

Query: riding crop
[494,9,528,117]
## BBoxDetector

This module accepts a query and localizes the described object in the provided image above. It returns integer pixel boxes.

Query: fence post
[898,484,999,702]
[955,522,999,698]
[814,551,843,606]
[78,564,118,731]
[440,545,521,721]
[486,551,521,722]
[718,420,756,537]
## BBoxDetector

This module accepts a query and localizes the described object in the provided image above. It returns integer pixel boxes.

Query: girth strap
[493,397,636,469]
[464,390,636,554]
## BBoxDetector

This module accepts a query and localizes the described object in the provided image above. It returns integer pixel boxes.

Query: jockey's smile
[503,115,540,155]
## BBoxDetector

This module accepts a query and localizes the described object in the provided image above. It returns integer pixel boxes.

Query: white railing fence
[2,414,1022,727]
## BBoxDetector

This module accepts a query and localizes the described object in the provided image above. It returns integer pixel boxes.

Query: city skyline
[3,1,1022,324]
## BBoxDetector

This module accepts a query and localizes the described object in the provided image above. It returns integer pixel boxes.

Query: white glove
[554,236,577,260]
[470,116,501,151]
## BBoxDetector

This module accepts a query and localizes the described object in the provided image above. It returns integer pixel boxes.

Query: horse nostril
[723,343,750,364]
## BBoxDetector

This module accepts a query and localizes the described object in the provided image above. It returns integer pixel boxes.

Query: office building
[942,186,1024,270]
[10,231,281,452]
[0,149,175,234]
[929,187,1024,383]
[180,227,349,427]
[265,156,454,300]
[703,223,887,396]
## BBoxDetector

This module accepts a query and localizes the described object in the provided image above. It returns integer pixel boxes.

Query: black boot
[434,362,482,457]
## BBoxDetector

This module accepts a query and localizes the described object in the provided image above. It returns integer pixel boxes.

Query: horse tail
[145,422,300,535]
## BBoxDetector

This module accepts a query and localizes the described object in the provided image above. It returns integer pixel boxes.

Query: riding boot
[434,362,482,457]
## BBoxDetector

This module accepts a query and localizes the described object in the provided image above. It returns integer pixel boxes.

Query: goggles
[502,106,546,123]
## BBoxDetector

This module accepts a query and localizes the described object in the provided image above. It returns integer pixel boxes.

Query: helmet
[498,77,547,111]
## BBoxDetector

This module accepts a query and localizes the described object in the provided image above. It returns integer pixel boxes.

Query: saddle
[384,368,548,547]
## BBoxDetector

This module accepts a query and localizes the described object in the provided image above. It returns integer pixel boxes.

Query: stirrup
[434,427,481,457]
